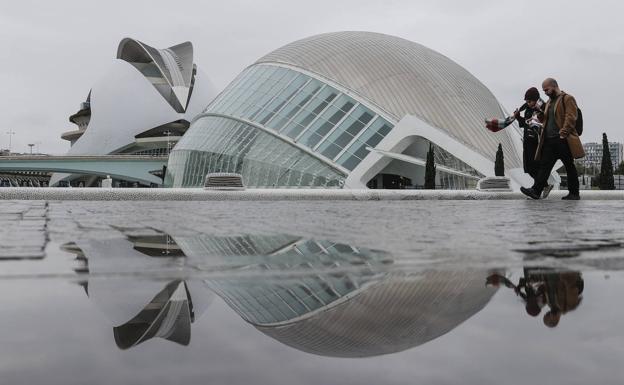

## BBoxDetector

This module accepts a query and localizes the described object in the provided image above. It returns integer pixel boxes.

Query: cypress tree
[600,133,615,190]
[495,143,505,176]
[424,143,436,189]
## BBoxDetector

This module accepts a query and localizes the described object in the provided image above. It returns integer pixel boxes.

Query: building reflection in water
[66,232,498,356]
[112,280,193,349]
[63,235,210,350]
[487,268,584,328]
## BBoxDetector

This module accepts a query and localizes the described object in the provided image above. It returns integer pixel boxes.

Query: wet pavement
[1,200,623,384]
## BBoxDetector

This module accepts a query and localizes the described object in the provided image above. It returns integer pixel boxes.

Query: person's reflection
[487,268,584,328]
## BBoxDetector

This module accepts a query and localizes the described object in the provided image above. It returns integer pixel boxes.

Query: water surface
[1,200,623,384]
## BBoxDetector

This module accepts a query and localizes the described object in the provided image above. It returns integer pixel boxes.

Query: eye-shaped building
[166,31,529,189]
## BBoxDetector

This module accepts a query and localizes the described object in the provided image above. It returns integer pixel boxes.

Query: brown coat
[535,92,585,160]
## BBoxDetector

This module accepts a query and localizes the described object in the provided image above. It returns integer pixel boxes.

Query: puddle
[1,200,623,384]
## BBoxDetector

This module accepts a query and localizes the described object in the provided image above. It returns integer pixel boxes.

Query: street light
[163,130,172,155]
[6,130,15,153]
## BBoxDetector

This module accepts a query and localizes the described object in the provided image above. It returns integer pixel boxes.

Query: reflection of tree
[487,268,584,328]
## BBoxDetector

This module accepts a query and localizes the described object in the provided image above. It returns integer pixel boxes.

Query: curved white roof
[51,39,217,186]
[64,62,213,157]
[256,31,520,167]
[118,38,196,112]
[257,270,496,357]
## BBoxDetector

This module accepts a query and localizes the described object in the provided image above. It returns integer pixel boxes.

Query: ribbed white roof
[118,38,195,112]
[256,31,520,167]
[257,271,496,357]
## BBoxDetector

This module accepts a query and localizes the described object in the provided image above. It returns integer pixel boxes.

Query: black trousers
[523,138,539,179]
[532,137,579,195]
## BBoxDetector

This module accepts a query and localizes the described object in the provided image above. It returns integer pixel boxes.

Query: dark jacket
[516,102,543,143]
[515,103,543,175]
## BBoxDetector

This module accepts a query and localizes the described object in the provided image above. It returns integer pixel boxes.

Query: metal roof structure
[257,31,521,169]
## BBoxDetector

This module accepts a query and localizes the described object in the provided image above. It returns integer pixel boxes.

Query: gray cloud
[1,0,622,154]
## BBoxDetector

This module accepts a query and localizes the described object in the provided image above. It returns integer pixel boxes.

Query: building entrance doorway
[367,174,412,189]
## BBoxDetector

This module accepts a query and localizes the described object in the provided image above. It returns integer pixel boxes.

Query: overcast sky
[1,0,622,154]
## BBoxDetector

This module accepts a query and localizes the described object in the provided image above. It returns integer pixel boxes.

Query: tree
[424,143,436,189]
[616,161,624,175]
[599,133,615,190]
[495,143,505,176]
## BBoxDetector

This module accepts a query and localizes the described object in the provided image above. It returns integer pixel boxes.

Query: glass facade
[203,238,391,325]
[166,63,487,189]
[166,64,396,187]
[432,143,482,189]
[166,116,345,188]
[130,147,171,156]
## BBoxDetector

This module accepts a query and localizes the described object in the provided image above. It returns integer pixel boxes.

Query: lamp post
[163,130,172,155]
[6,130,15,154]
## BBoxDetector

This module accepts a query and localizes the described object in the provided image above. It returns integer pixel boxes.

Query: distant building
[583,141,624,170]
[0,152,51,186]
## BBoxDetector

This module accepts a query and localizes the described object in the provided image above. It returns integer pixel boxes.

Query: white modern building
[51,38,217,187]
[582,141,624,170]
[166,31,545,190]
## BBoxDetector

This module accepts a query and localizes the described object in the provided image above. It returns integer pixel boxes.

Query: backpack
[561,94,584,136]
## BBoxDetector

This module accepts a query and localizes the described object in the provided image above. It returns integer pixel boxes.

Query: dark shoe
[520,187,541,200]
[562,193,580,200]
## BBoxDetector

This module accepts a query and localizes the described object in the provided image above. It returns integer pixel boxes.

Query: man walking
[520,78,585,200]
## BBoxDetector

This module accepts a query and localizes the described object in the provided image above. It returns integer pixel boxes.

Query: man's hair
[543,78,559,87]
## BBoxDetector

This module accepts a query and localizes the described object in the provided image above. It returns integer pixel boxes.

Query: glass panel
[247,69,298,121]
[281,88,338,139]
[256,75,307,126]
[271,81,322,131]
[337,153,361,171]
[298,95,355,148]
[317,106,374,159]
[337,118,394,170]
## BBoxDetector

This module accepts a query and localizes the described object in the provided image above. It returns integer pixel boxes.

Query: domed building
[166,31,535,189]
[52,38,217,187]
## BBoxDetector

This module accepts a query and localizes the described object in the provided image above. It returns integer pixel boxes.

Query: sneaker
[562,193,580,200]
[520,187,541,200]
[542,185,554,199]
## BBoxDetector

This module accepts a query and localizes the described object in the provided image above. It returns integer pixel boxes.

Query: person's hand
[560,128,569,139]
[513,109,520,119]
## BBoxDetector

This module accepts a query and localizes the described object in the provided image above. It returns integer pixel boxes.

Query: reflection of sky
[0,272,622,385]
